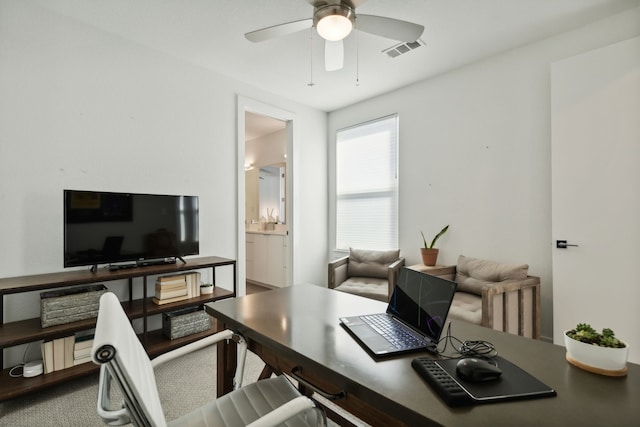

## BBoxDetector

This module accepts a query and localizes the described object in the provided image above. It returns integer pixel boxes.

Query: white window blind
[336,115,398,251]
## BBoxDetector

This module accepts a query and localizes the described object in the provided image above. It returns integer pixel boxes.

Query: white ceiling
[33,0,640,112]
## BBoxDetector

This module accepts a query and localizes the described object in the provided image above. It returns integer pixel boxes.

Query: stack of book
[72,334,94,366]
[41,333,95,373]
[153,272,202,305]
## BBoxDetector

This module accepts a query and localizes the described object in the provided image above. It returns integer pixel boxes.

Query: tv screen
[64,190,199,268]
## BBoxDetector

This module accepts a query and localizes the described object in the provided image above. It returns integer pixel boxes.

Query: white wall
[0,1,327,366]
[328,7,640,341]
[246,128,287,169]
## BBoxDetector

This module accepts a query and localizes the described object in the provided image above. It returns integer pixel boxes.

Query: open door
[551,37,639,363]
[237,96,295,296]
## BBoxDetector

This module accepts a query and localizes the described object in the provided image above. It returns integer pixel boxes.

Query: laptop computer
[340,267,457,357]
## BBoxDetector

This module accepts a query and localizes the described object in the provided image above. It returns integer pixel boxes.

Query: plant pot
[564,330,628,375]
[200,286,214,295]
[420,248,439,266]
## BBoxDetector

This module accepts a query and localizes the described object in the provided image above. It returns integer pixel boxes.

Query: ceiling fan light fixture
[314,5,354,41]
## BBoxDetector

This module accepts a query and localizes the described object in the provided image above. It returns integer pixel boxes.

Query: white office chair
[92,292,325,427]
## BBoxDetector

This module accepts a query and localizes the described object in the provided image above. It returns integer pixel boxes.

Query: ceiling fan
[245,0,424,71]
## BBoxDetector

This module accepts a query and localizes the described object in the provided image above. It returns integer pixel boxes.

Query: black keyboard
[360,314,424,349]
[411,357,472,406]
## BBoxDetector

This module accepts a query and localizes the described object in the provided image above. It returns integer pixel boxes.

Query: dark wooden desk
[205,284,640,426]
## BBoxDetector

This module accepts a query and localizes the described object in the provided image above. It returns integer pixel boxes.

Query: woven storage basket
[40,284,108,328]
[162,307,212,340]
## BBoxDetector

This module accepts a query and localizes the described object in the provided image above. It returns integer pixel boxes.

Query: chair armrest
[387,257,406,299]
[151,330,248,390]
[151,329,234,368]
[328,256,349,289]
[479,276,541,339]
[245,396,320,427]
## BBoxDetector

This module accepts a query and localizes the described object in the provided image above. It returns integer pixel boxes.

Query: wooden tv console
[0,256,235,402]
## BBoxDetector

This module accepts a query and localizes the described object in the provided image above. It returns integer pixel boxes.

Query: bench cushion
[334,277,389,302]
[448,292,482,325]
[455,255,529,296]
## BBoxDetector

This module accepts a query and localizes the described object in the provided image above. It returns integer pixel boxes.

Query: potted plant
[420,225,449,266]
[200,282,214,295]
[564,323,628,375]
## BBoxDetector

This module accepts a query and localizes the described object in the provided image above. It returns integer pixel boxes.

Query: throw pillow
[455,255,529,295]
[348,248,400,279]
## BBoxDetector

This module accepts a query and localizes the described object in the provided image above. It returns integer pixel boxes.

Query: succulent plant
[566,323,625,348]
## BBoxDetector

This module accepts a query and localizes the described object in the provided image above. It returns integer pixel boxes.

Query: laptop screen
[387,268,457,342]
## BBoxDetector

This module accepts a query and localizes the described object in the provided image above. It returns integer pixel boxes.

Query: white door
[551,37,640,363]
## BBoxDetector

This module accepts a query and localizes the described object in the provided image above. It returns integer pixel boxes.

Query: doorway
[237,96,295,297]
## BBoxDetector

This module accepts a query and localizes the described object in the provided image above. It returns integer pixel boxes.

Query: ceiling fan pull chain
[308,27,315,87]
[355,21,360,86]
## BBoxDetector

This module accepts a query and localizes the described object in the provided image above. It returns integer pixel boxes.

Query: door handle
[556,240,579,249]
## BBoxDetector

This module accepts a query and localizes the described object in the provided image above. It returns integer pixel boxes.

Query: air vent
[382,39,425,58]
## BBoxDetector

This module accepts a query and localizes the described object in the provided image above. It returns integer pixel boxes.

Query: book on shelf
[74,334,95,350]
[156,274,186,285]
[41,340,54,374]
[155,281,187,291]
[152,294,190,305]
[74,346,92,360]
[73,333,95,361]
[73,355,93,366]
[41,335,75,373]
[186,272,202,297]
[52,337,65,371]
[64,335,75,369]
[155,287,188,299]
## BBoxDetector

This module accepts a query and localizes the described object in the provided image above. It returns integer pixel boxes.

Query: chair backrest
[92,292,167,427]
[347,248,401,279]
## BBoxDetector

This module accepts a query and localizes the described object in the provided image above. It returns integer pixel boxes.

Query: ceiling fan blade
[324,40,344,71]
[245,19,313,43]
[356,14,424,42]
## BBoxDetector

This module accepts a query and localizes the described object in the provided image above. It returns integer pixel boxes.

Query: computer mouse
[455,357,502,382]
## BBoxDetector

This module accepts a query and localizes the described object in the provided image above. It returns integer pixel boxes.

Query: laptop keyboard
[361,314,425,349]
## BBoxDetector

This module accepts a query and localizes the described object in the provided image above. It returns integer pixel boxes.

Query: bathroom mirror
[259,164,285,224]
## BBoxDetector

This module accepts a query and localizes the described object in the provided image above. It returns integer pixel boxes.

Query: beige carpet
[0,345,262,426]
[0,346,363,426]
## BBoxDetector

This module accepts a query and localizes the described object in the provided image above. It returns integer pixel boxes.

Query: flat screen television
[64,190,199,269]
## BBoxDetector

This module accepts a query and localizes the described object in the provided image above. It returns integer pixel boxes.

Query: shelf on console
[0,290,233,349]
[127,288,234,318]
[0,321,221,401]
[0,358,97,401]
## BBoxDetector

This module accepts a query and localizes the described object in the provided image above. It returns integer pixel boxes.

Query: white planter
[200,286,214,295]
[564,330,628,372]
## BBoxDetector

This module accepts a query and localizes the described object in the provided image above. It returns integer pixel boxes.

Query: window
[336,115,398,250]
